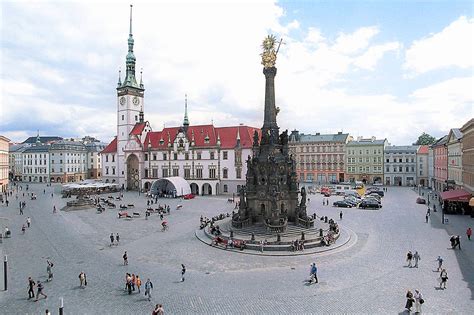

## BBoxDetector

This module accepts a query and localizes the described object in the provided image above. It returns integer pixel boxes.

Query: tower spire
[117,69,122,87]
[129,4,133,35]
[183,94,190,130]
[122,4,138,88]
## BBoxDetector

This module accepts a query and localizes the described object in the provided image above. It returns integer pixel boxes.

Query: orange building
[0,135,11,193]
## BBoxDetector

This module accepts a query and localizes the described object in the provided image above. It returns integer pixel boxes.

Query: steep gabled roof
[130,122,147,136]
[101,137,117,154]
[417,145,429,154]
[22,136,62,144]
[215,126,260,149]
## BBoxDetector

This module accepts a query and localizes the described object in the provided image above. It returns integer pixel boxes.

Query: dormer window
[159,138,164,145]
[178,139,184,148]
[204,135,210,144]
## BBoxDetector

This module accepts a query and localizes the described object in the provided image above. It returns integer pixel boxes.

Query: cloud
[354,42,401,70]
[404,16,474,75]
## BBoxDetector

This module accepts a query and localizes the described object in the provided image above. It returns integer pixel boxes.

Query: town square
[1,1,473,314]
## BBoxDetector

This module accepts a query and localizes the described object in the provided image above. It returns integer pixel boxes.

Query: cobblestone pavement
[0,184,473,314]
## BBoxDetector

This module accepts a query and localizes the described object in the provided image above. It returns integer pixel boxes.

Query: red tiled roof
[417,145,429,154]
[143,125,260,150]
[130,122,146,136]
[101,137,117,154]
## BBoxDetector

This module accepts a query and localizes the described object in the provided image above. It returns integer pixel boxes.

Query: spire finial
[129,4,133,35]
[117,69,122,87]
[183,93,190,129]
[139,68,143,88]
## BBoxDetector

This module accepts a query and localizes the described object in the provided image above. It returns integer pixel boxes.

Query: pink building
[432,135,448,192]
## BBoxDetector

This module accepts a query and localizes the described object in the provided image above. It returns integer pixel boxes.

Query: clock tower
[116,4,145,187]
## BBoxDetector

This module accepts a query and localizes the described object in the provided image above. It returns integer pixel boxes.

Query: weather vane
[261,34,283,68]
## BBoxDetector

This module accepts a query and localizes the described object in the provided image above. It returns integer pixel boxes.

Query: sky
[1,0,473,145]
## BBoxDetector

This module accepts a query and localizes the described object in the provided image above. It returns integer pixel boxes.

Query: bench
[133,212,140,217]
[118,211,128,218]
[127,204,135,208]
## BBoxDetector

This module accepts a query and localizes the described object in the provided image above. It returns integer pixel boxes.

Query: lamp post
[59,297,64,315]
[3,255,7,291]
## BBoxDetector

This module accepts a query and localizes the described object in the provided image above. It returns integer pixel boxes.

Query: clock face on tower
[120,97,126,105]
[133,96,140,105]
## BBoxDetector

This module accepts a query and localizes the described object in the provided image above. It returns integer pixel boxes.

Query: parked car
[366,193,381,200]
[359,200,381,209]
[344,199,359,207]
[416,197,426,204]
[368,190,384,197]
[323,192,331,197]
[364,196,381,205]
[333,200,353,208]
[183,194,195,200]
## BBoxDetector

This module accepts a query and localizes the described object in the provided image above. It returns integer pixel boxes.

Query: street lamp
[3,255,7,291]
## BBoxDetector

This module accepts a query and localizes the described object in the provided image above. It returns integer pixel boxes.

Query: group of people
[27,277,47,302]
[292,239,305,251]
[124,273,142,294]
[405,289,423,313]
[109,233,121,246]
[308,262,318,284]
[405,251,421,268]
[449,235,461,249]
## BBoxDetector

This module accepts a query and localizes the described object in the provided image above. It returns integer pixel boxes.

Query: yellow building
[346,137,387,184]
[0,135,11,193]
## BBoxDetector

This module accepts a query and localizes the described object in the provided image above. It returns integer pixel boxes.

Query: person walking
[436,256,444,271]
[28,277,36,299]
[78,271,86,288]
[123,251,128,265]
[22,224,26,234]
[414,289,424,313]
[19,202,23,215]
[310,263,318,284]
[46,260,53,282]
[110,233,115,246]
[405,290,414,312]
[153,304,164,315]
[131,274,136,291]
[467,227,472,241]
[34,281,47,301]
[413,251,421,268]
[425,213,429,223]
[53,205,56,213]
[26,217,31,228]
[181,264,186,282]
[144,278,153,301]
[136,275,142,293]
[439,269,448,289]
[116,233,120,245]
[339,211,343,220]
[406,251,413,267]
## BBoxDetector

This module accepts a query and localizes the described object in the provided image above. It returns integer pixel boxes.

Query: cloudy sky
[1,0,473,145]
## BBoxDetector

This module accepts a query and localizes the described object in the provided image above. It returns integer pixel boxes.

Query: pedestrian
[51,193,53,198]
[5,200,8,207]
[467,227,472,241]
[26,217,31,228]
[153,304,164,315]
[45,309,51,315]
[144,278,153,301]
[110,233,115,246]
[28,277,36,299]
[450,235,456,248]
[260,240,264,253]
[339,211,343,220]
[454,235,461,250]
[78,271,86,288]
[413,251,420,268]
[427,207,431,216]
[22,224,26,234]
[181,264,186,282]
[439,269,448,289]
[425,214,429,223]
[123,251,128,265]
[19,203,23,215]
[53,205,56,213]
[406,251,413,267]
[322,198,325,206]
[131,273,136,291]
[436,256,444,271]
[310,263,318,284]
[46,260,54,282]
[414,289,424,313]
[136,275,142,293]
[405,290,414,312]
[116,233,120,245]
[34,281,47,301]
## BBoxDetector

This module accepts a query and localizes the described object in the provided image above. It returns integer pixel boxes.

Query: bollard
[319,228,323,237]
[230,230,234,238]
[59,297,64,315]
[251,232,255,241]
[277,233,281,242]
[301,231,305,240]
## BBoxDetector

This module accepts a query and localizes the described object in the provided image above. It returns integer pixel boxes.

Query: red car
[183,194,195,200]
[416,197,426,204]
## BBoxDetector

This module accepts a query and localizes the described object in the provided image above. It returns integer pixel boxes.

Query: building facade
[432,135,448,192]
[428,146,434,189]
[461,119,474,193]
[84,139,106,179]
[22,145,50,183]
[100,9,258,195]
[8,144,26,181]
[417,145,429,187]
[383,145,418,186]
[447,128,463,189]
[288,131,351,184]
[346,137,387,184]
[49,140,88,183]
[0,135,10,192]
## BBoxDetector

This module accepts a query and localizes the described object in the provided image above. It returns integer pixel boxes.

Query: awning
[440,189,472,202]
[150,177,191,197]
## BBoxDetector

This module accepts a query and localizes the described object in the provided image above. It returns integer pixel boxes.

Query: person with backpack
[78,271,87,288]
[46,260,54,282]
[34,281,47,301]
[144,278,153,301]
[123,251,128,265]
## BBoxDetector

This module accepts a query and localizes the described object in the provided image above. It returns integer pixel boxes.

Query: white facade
[384,145,418,186]
[22,146,50,183]
[49,140,87,183]
[416,147,429,187]
[428,147,434,188]
[9,144,26,181]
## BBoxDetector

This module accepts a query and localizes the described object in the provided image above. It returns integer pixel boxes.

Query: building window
[209,168,216,179]
[184,168,190,179]
[112,167,115,175]
[162,168,169,177]
[185,153,189,160]
[196,168,203,179]
[135,115,138,121]
[152,168,158,178]
[112,155,115,162]
[153,154,157,160]
[145,154,148,161]
[197,152,202,160]
[174,153,178,160]
[236,167,242,179]
[223,184,228,193]
[223,151,228,160]
[145,169,149,178]
[223,168,228,179]
[173,168,179,176]
[163,153,167,160]
[210,152,215,160]
[122,115,124,120]
[399,166,402,172]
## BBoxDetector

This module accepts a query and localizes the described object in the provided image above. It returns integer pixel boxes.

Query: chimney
[337,131,342,135]
[315,132,320,136]
[357,136,363,141]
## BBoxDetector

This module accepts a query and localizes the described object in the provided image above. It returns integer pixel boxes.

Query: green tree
[413,132,437,145]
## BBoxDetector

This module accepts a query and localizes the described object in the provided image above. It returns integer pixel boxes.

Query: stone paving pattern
[0,184,473,314]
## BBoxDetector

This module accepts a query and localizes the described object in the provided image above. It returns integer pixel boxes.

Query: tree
[413,132,437,145]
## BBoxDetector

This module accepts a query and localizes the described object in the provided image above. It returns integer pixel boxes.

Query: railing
[231,217,250,229]
[298,217,314,228]
[264,218,288,233]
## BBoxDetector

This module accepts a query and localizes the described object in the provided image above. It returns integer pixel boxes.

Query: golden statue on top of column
[261,34,282,68]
